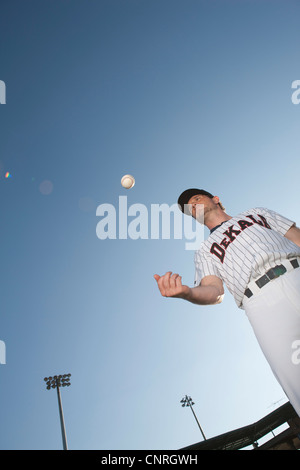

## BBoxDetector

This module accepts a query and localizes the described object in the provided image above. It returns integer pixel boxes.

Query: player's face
[187,194,218,221]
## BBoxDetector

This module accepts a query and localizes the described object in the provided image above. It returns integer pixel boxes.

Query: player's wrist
[182,286,196,302]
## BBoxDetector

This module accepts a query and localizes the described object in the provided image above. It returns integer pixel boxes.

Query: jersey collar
[210,221,226,234]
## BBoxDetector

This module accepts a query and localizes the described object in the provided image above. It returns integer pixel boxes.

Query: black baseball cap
[177,188,214,215]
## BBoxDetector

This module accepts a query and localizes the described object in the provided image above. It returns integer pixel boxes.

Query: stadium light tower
[180,395,206,441]
[44,374,71,450]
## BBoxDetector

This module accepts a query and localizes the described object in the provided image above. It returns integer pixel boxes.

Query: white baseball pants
[243,266,300,417]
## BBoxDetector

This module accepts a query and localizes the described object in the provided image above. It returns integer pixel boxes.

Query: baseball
[121,174,135,189]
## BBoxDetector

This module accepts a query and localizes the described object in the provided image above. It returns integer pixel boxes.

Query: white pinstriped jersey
[194,207,300,309]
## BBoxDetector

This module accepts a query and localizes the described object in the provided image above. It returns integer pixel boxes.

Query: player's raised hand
[154,272,191,299]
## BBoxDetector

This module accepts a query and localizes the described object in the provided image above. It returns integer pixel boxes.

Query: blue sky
[0,0,299,450]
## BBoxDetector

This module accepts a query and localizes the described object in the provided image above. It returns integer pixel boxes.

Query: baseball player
[154,189,300,417]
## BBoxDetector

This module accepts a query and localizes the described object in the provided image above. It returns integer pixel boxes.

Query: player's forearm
[183,285,224,305]
[285,225,300,247]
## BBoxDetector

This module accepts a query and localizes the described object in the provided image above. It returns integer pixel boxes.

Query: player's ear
[212,196,220,205]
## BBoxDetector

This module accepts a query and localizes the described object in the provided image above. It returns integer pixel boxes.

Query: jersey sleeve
[194,249,221,286]
[255,207,296,236]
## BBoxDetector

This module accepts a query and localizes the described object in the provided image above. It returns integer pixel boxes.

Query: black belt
[244,259,299,299]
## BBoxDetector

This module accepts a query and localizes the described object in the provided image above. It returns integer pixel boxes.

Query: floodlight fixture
[180,395,206,441]
[44,373,71,450]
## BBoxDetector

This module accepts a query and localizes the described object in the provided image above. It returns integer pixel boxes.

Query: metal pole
[56,381,68,450]
[189,401,206,440]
